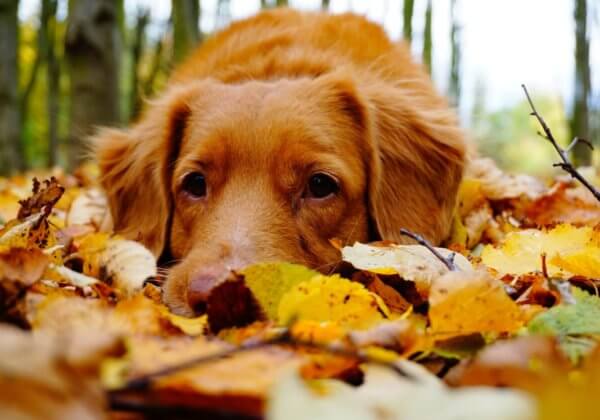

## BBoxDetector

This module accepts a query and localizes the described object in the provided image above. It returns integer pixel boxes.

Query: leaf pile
[1,160,600,419]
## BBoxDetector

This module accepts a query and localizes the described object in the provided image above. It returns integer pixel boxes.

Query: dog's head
[94,73,465,316]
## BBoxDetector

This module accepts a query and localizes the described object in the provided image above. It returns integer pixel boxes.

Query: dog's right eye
[181,172,207,198]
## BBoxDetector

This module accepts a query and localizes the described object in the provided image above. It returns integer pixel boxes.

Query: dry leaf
[0,324,115,420]
[342,242,472,296]
[278,274,390,330]
[268,364,536,420]
[67,188,108,228]
[428,270,523,337]
[77,234,156,296]
[466,158,546,201]
[481,224,600,277]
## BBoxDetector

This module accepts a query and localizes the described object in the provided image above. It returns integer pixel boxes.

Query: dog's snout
[186,264,229,314]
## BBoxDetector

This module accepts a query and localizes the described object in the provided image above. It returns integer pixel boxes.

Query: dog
[94,8,467,316]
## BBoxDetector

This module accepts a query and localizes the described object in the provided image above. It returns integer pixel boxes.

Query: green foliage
[473,95,570,176]
[528,288,600,336]
[528,288,600,363]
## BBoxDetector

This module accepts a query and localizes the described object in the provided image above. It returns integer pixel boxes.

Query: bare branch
[399,228,457,271]
[115,327,414,392]
[521,84,600,202]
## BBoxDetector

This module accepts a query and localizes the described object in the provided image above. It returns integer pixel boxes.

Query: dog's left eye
[181,172,207,198]
[306,173,339,199]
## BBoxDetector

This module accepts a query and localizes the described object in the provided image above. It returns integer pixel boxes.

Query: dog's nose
[187,264,229,315]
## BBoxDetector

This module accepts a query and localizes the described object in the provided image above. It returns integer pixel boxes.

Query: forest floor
[1,152,600,420]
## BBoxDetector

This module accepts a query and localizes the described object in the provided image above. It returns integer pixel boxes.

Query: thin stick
[521,84,600,202]
[399,228,457,271]
[115,328,414,392]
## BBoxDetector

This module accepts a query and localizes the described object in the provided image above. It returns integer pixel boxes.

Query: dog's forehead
[181,79,342,158]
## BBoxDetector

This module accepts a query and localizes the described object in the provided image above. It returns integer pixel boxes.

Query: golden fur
[94,9,467,316]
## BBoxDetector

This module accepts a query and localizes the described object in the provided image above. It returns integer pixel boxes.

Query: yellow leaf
[158,306,208,336]
[290,320,346,344]
[481,224,599,277]
[550,248,600,279]
[0,190,21,224]
[278,275,390,330]
[240,263,318,320]
[428,270,523,338]
[0,213,58,252]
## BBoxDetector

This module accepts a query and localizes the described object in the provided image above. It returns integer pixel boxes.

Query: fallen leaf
[428,270,523,337]
[342,242,472,297]
[278,274,390,330]
[17,177,65,220]
[240,263,318,320]
[267,363,536,420]
[67,188,108,228]
[481,224,600,277]
[353,271,411,314]
[445,336,569,390]
[527,287,600,363]
[77,234,156,296]
[0,324,116,420]
[113,336,301,417]
[347,319,420,355]
[466,158,546,201]
[0,212,58,251]
[524,182,600,227]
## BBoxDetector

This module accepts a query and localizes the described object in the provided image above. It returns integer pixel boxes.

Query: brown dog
[94,9,467,316]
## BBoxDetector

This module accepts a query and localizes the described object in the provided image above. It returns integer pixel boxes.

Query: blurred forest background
[0,0,598,176]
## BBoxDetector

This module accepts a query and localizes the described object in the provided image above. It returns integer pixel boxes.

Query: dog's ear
[364,82,467,244]
[92,85,195,257]
[312,73,466,244]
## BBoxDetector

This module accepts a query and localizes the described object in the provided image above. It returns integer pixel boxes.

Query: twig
[399,228,457,271]
[521,84,600,202]
[115,327,414,392]
[541,253,549,279]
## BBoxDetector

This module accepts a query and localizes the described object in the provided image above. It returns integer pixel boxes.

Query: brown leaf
[524,182,600,227]
[347,319,421,355]
[353,271,411,314]
[17,177,65,220]
[0,248,49,326]
[116,336,300,417]
[445,336,569,391]
[0,324,117,420]
[0,247,49,285]
[207,274,266,333]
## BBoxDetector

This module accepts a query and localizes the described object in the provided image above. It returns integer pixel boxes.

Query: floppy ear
[92,85,196,257]
[364,82,467,244]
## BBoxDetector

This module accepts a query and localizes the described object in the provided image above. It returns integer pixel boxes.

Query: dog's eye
[307,173,339,199]
[181,172,207,198]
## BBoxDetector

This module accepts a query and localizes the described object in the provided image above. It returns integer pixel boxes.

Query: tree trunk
[172,0,200,64]
[45,0,60,167]
[448,0,460,107]
[571,0,592,165]
[402,0,414,45]
[321,0,330,10]
[422,0,432,74]
[143,31,167,99]
[130,9,150,121]
[66,0,122,168]
[20,0,51,170]
[276,0,288,6]
[0,0,22,174]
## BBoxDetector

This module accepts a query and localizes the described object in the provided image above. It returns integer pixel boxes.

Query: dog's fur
[94,9,467,316]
